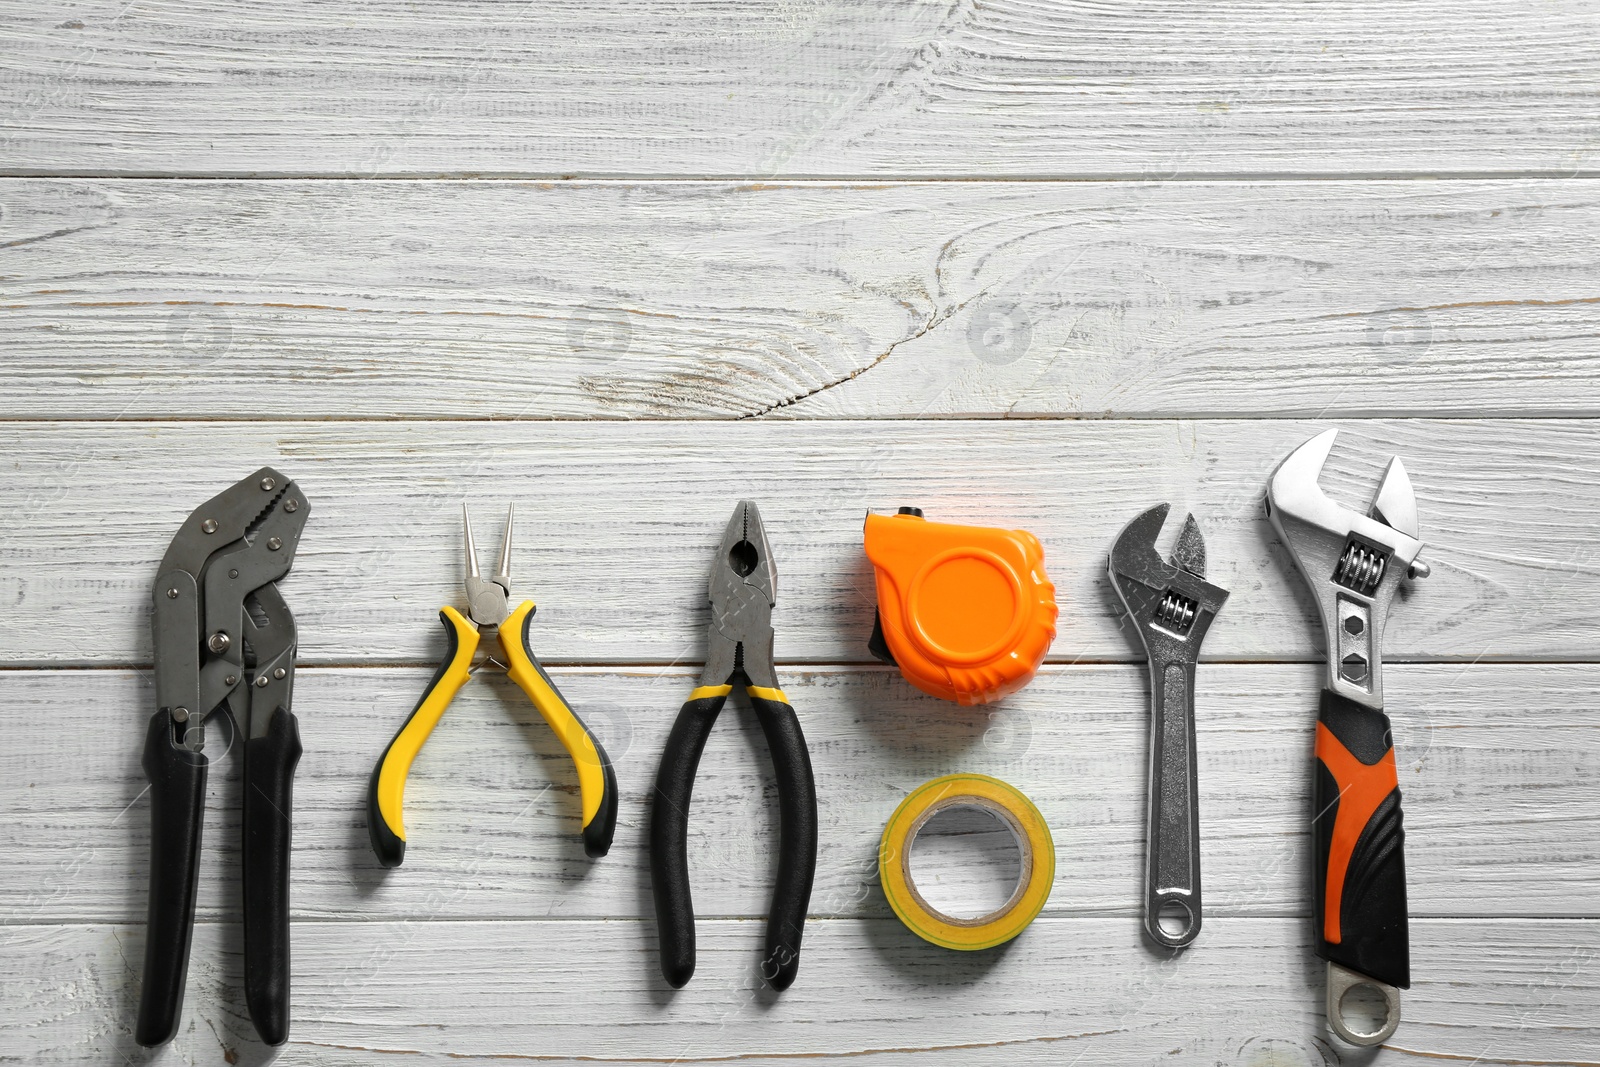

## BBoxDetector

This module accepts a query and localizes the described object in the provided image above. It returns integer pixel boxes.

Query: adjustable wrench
[1266,428,1429,1047]
[1109,504,1229,949]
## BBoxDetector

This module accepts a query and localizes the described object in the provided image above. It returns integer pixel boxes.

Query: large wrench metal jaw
[1265,429,1429,711]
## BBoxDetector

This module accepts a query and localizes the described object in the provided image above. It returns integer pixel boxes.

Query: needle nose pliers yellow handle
[366,505,619,867]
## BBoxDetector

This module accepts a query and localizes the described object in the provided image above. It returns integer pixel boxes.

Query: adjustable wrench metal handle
[1145,658,1201,948]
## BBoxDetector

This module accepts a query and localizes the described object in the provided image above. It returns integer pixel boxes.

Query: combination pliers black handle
[650,501,818,991]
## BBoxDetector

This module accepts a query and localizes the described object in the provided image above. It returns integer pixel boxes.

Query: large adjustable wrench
[1109,504,1229,949]
[1267,428,1429,1047]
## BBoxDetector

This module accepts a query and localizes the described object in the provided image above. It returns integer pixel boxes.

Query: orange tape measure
[864,508,1057,705]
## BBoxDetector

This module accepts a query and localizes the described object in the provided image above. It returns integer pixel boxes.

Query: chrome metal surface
[699,500,778,690]
[1265,428,1427,710]
[1108,503,1230,950]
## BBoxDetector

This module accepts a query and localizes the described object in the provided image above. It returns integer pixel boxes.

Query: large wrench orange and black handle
[650,685,818,991]
[1313,689,1410,989]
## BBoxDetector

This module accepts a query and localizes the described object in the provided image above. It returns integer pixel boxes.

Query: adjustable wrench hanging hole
[1339,983,1389,1033]
[1341,653,1369,682]
[1153,898,1195,943]
[1335,982,1399,1045]
[729,539,759,577]
[1327,962,1401,1046]
[1344,616,1364,635]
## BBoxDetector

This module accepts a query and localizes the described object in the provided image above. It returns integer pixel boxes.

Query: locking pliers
[141,468,309,1047]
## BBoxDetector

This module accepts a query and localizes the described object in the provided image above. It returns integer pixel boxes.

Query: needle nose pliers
[366,504,619,866]
[649,501,819,991]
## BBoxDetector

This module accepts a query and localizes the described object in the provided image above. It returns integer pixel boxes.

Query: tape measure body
[879,773,1055,950]
[864,510,1057,705]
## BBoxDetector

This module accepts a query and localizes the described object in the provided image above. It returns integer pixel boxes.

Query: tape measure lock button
[879,774,1055,951]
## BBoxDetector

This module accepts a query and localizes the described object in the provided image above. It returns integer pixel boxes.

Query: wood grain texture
[6,2,1599,1058]
[3,178,1599,420]
[2,418,1594,666]
[4,1,1600,177]
[5,918,1595,1064]
[3,663,1593,925]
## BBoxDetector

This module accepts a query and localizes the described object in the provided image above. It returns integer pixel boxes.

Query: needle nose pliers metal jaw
[366,505,619,867]
[650,501,819,991]
[140,468,309,1048]
[1267,429,1430,1048]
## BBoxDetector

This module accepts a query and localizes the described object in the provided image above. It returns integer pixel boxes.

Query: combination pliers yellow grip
[366,506,619,867]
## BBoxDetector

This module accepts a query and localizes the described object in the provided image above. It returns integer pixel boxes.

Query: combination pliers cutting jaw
[366,504,619,867]
[650,501,819,991]
[141,468,309,1048]
[1266,429,1430,1048]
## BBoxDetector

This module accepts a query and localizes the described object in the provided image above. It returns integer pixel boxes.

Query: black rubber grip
[1313,688,1410,989]
[136,710,209,1048]
[242,708,302,1046]
[747,694,818,992]
[650,693,726,989]
[583,751,621,860]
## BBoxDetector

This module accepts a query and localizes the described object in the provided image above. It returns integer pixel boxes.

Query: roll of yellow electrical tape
[878,773,1055,950]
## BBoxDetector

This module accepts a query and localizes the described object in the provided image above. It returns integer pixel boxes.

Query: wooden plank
[4,2,1600,177]
[2,663,1593,924]
[4,178,1599,420]
[4,918,1594,1064]
[1,418,1595,665]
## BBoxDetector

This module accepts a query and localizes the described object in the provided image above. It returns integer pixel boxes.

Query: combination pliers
[366,505,619,867]
[141,468,309,1048]
[650,501,819,991]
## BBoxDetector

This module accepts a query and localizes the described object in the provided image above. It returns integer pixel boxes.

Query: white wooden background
[3,2,1599,1064]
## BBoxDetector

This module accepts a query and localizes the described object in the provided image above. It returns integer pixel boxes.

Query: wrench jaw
[1265,430,1427,710]
[1108,504,1230,667]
